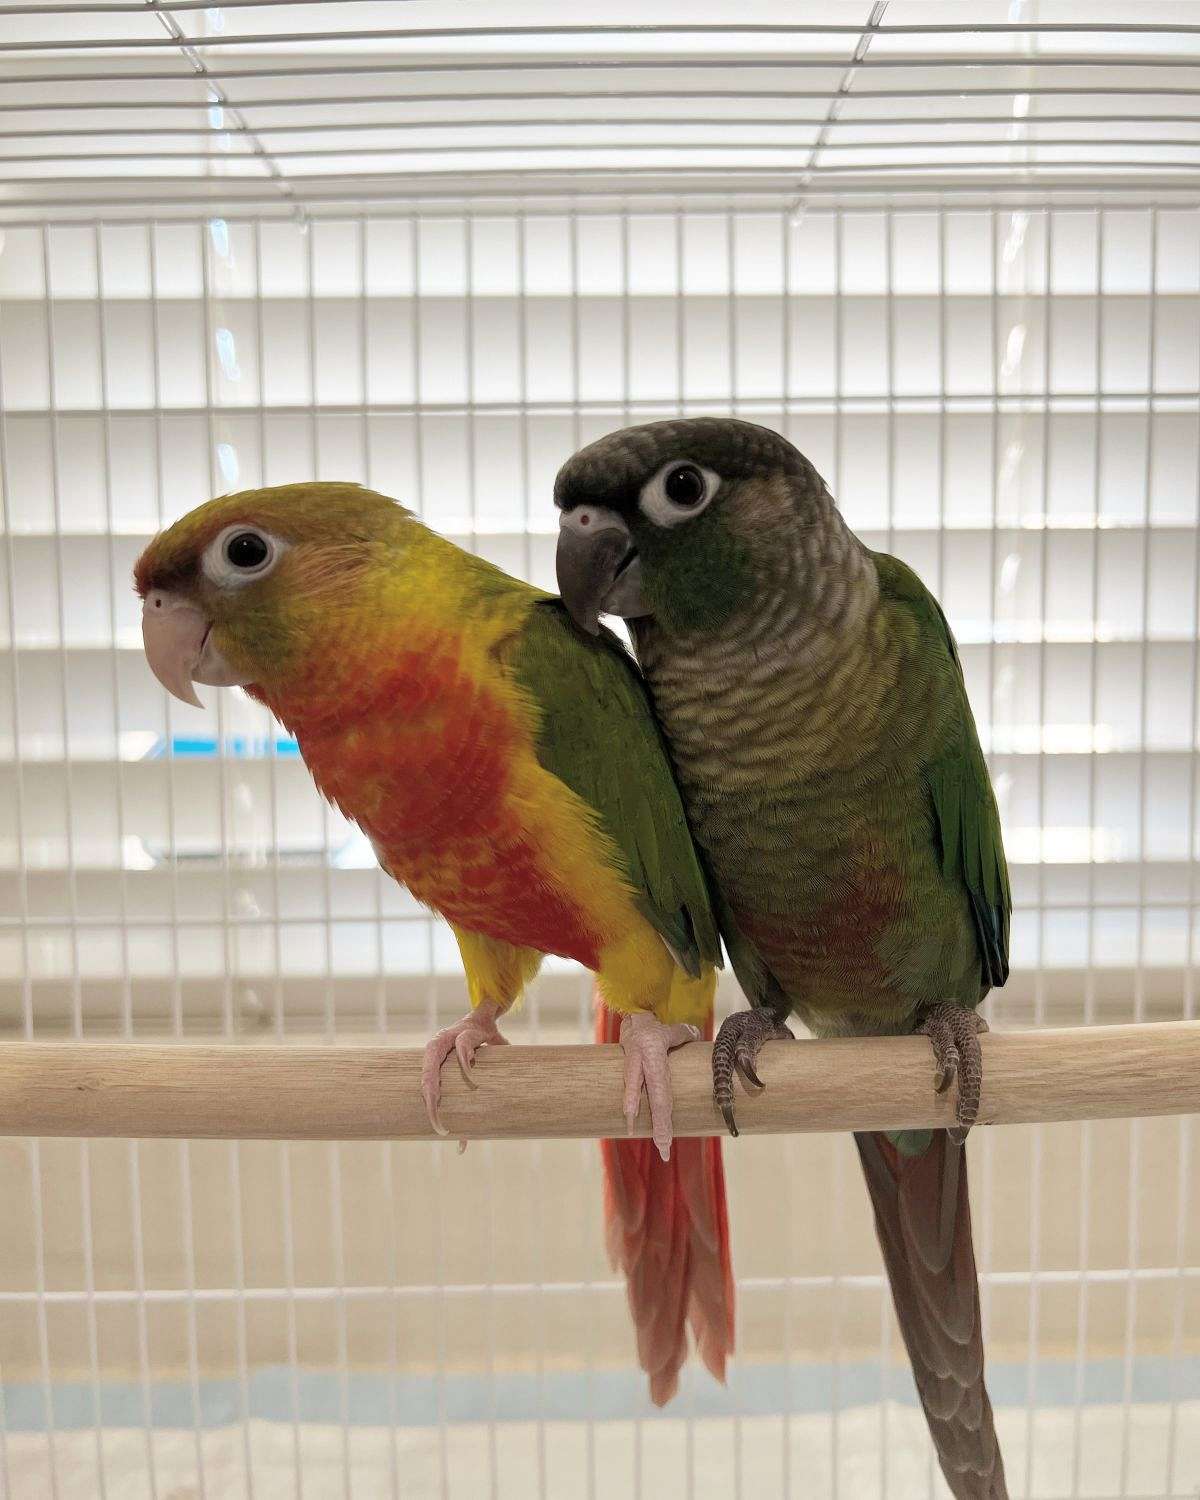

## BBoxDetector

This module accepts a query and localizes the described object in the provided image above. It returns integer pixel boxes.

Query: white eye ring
[201,524,285,588]
[637,460,721,527]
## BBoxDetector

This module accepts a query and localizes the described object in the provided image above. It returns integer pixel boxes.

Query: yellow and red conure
[248,535,707,1025]
[291,631,609,968]
[133,483,728,1406]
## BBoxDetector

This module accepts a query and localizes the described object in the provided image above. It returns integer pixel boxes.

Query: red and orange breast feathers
[251,531,647,972]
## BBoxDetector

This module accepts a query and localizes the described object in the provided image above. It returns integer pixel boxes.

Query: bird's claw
[617,1013,700,1163]
[712,1008,794,1138]
[733,1050,766,1093]
[932,1049,958,1095]
[919,1004,988,1141]
[421,999,508,1140]
[419,1070,451,1138]
[455,1029,486,1089]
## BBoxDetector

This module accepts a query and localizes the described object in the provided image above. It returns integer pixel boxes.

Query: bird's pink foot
[711,1007,795,1137]
[421,998,508,1137]
[919,1003,989,1142]
[618,1012,701,1163]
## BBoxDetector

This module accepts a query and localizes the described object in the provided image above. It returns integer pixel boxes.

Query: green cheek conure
[135,480,735,1407]
[555,418,1011,1500]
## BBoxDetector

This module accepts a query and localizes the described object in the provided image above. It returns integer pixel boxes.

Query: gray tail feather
[855,1130,1008,1500]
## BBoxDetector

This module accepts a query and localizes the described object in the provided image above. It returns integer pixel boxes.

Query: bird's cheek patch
[640,521,755,637]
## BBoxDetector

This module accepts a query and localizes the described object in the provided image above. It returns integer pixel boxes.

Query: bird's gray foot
[919,1003,989,1143]
[712,1008,794,1138]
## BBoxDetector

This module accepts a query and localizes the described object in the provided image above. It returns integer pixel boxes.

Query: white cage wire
[1,5,1199,1499]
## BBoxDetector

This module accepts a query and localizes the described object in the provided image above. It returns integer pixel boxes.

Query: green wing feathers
[875,554,1012,992]
[929,761,1011,990]
[511,599,722,978]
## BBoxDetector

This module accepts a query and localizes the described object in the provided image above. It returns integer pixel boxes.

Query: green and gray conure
[555,417,1011,1500]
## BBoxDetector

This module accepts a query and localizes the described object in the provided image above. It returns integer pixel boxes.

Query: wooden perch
[0,1022,1196,1141]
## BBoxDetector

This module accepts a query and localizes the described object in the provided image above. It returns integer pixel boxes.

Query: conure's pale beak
[141,591,248,708]
[556,506,648,635]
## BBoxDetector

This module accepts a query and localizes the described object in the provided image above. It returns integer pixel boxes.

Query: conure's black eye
[225,531,270,570]
[663,464,707,507]
[203,524,283,587]
[639,458,719,526]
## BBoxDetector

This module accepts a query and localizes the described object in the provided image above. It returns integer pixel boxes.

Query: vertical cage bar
[165,226,209,1500]
[1118,203,1159,1500]
[879,203,898,1500]
[462,204,501,1500]
[1164,207,1200,1499]
[831,205,846,1500]
[360,212,403,1500]
[678,193,698,1500]
[978,205,999,1462]
[177,1135,207,1499]
[934,209,947,611]
[1022,203,1053,1496]
[617,196,644,1500]
[1070,202,1107,1500]
[124,1130,157,1500]
[328,1136,352,1500]
[515,200,550,1500]
[568,194,600,1500]
[676,200,686,423]
[96,218,161,1500]
[724,196,741,1500]
[464,211,478,558]
[928,201,949,1500]
[147,214,200,1494]
[41,222,109,1500]
[0,224,58,1500]
[410,207,452,1500]
[303,218,354,1500]
[251,216,307,1500]
[778,205,797,1500]
[200,212,257,1500]
[620,201,632,436]
[277,1140,304,1499]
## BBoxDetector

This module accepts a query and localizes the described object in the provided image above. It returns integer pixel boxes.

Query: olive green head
[553,417,829,638]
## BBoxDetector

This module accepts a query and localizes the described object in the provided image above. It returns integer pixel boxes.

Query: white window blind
[2,206,1200,1026]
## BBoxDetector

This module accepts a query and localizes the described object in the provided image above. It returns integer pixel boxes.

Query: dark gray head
[554,417,829,638]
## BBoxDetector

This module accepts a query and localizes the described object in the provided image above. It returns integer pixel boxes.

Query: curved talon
[422,1084,450,1138]
[734,1050,766,1093]
[712,1008,794,1138]
[919,1004,988,1138]
[420,999,508,1138]
[932,1049,959,1094]
[455,1028,495,1089]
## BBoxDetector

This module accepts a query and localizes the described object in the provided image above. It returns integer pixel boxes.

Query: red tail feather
[596,1001,735,1406]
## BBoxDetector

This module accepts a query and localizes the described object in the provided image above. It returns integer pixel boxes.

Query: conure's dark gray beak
[556,506,647,635]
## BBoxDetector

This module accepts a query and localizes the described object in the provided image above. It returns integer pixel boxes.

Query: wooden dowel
[0,1022,1196,1141]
